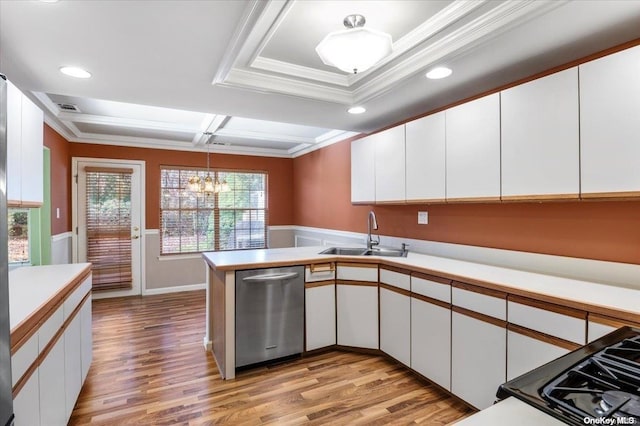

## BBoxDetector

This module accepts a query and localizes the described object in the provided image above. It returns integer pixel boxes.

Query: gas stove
[497,326,640,425]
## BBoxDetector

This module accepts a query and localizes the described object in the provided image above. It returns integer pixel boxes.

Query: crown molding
[214,127,315,145]
[56,112,200,134]
[68,134,293,157]
[212,0,272,84]
[251,56,349,87]
[223,67,354,104]
[212,0,567,106]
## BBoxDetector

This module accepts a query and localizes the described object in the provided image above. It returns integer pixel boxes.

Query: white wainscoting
[51,232,73,265]
[291,225,640,290]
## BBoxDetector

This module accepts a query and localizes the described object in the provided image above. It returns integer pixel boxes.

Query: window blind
[160,168,267,254]
[85,167,133,292]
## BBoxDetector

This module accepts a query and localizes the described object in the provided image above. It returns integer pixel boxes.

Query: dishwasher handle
[242,271,300,282]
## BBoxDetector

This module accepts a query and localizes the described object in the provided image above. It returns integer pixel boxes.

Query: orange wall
[292,139,640,265]
[44,125,71,235]
[68,143,293,229]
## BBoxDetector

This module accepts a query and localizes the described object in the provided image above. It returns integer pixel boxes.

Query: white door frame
[72,157,146,298]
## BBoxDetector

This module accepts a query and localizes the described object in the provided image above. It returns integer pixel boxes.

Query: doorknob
[132,235,140,240]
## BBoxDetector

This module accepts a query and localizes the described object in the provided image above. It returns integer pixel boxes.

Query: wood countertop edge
[10,264,93,352]
[202,252,640,325]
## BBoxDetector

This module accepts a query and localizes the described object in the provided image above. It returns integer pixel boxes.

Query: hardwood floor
[70,290,473,425]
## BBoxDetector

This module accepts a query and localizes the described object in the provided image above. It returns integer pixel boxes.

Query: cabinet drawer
[507,328,574,381]
[64,276,92,320]
[11,332,38,387]
[587,314,639,343]
[411,273,450,303]
[452,283,506,320]
[336,263,378,282]
[38,305,63,353]
[508,297,586,345]
[380,268,410,291]
[305,263,335,282]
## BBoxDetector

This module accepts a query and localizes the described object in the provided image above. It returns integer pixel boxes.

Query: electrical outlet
[418,211,428,225]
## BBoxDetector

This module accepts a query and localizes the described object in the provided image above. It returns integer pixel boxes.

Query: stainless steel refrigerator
[0,75,15,426]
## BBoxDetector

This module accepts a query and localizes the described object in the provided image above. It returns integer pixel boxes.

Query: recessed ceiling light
[426,67,452,80]
[59,66,91,79]
[348,106,366,114]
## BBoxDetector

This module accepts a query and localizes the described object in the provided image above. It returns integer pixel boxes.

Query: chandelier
[187,136,230,195]
[315,14,393,74]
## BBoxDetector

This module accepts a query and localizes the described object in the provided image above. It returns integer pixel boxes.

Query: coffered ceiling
[2,0,640,157]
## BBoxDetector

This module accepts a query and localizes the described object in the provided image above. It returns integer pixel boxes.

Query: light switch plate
[418,211,428,225]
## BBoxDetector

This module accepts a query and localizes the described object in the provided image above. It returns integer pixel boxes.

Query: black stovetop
[497,326,640,425]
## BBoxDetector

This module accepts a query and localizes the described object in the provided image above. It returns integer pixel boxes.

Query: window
[8,208,30,264]
[160,168,267,254]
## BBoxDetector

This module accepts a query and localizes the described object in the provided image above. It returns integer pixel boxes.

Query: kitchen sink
[365,247,408,257]
[319,247,408,257]
[318,247,368,256]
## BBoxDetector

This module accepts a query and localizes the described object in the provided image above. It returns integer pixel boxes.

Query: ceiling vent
[57,103,81,113]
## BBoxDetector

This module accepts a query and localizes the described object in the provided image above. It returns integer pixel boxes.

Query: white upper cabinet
[7,79,44,207]
[501,68,579,199]
[351,135,375,203]
[446,93,501,201]
[374,125,406,203]
[7,80,22,204]
[405,111,446,202]
[579,45,640,197]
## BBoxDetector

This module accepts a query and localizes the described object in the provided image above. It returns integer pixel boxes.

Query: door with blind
[73,159,144,298]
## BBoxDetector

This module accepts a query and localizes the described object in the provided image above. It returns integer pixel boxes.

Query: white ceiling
[2,0,640,157]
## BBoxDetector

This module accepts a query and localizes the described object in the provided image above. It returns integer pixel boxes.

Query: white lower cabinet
[380,287,410,366]
[39,336,67,426]
[451,310,506,410]
[80,296,93,382]
[65,314,83,419]
[506,328,572,381]
[13,371,40,426]
[411,296,451,390]
[337,284,378,349]
[305,283,336,351]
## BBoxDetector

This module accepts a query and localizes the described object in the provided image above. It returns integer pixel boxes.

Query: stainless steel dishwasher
[235,266,304,368]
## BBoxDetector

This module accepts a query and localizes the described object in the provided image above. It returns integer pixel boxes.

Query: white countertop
[203,246,640,320]
[451,398,565,426]
[9,263,91,331]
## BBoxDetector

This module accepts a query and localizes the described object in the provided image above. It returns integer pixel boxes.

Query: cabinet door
[351,135,375,203]
[451,311,506,409]
[579,45,640,196]
[305,284,336,351]
[13,370,40,426]
[20,94,44,205]
[39,336,67,426]
[507,329,571,381]
[405,112,446,202]
[7,80,22,204]
[501,68,579,199]
[446,93,500,200]
[374,126,405,202]
[65,314,82,420]
[80,296,93,382]
[380,287,410,366]
[336,284,378,349]
[411,297,451,390]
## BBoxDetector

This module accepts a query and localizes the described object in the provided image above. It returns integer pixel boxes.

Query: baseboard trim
[203,336,212,352]
[143,283,206,296]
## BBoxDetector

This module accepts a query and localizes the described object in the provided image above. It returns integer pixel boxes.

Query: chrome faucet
[367,210,380,250]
